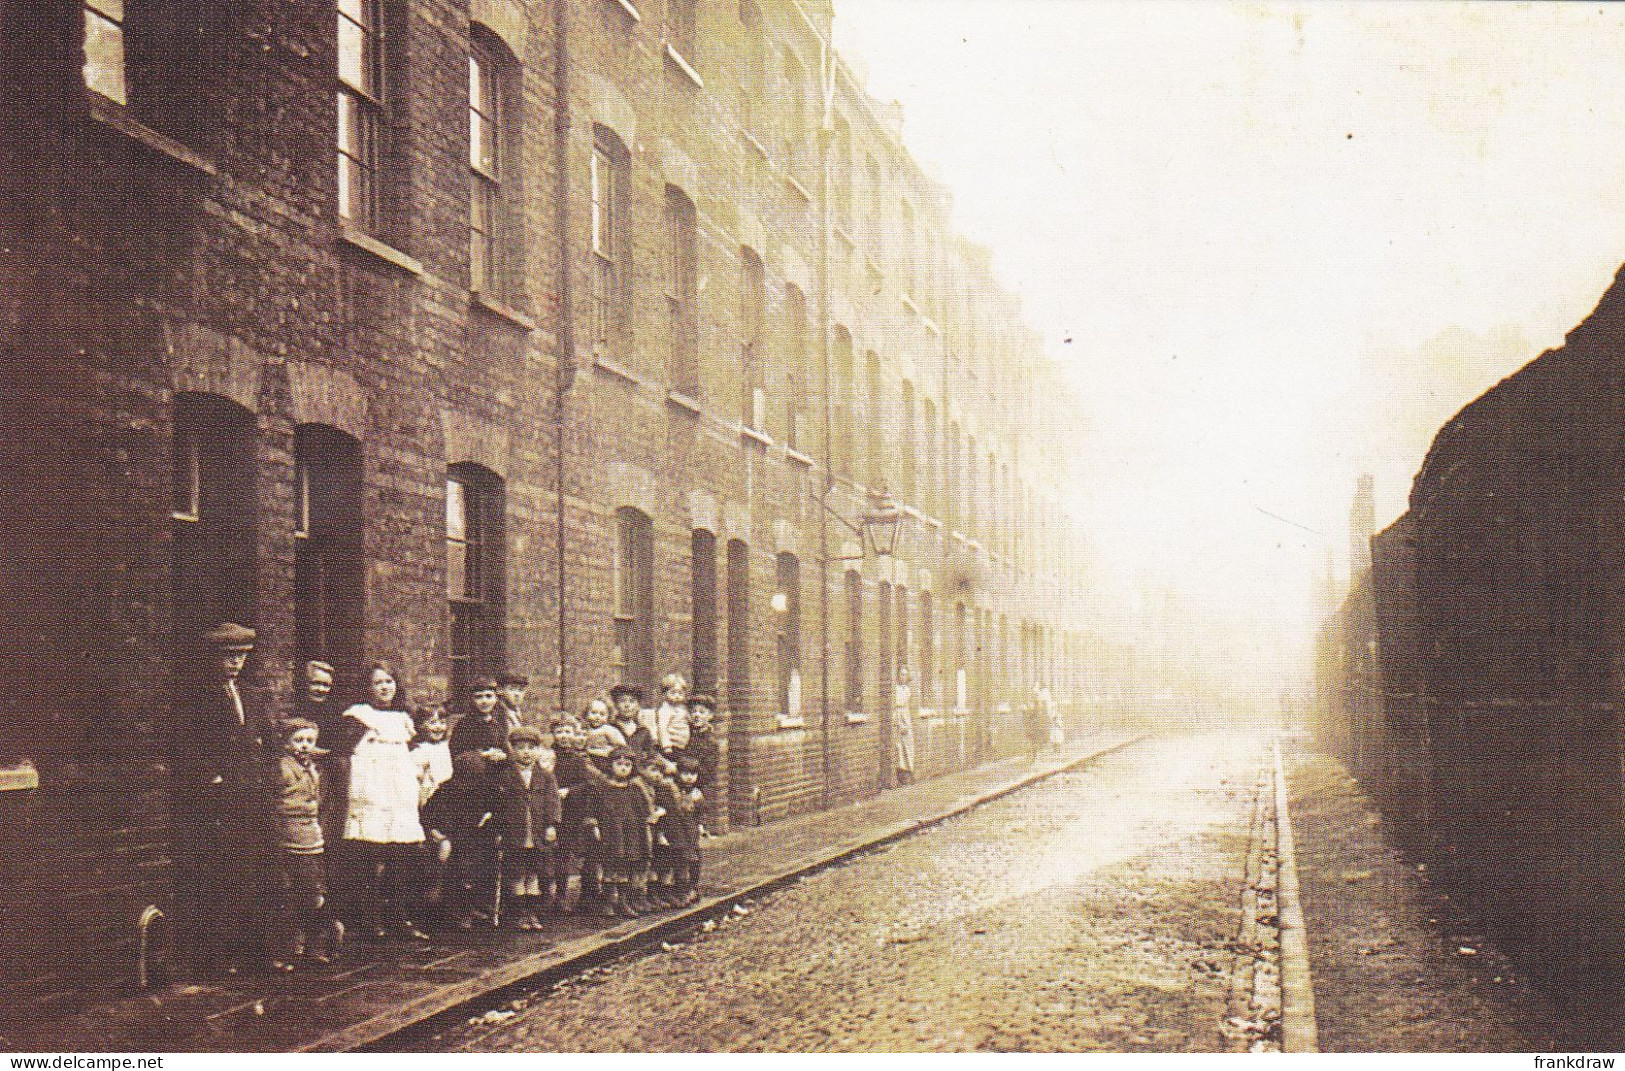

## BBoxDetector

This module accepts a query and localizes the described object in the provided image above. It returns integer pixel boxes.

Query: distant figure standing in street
[1036,681,1061,750]
[893,667,916,786]
[1023,699,1047,763]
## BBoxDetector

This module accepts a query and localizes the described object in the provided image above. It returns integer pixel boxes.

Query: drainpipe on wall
[553,0,575,715]
[813,7,835,812]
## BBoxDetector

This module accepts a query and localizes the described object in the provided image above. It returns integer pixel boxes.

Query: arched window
[447,463,505,699]
[844,570,863,714]
[612,507,655,693]
[295,425,364,681]
[691,529,718,696]
[726,539,751,719]
[172,393,257,642]
[774,553,801,718]
[919,590,935,707]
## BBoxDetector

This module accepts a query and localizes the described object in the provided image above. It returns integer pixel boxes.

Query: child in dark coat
[640,753,682,908]
[670,754,705,905]
[683,694,722,836]
[551,717,599,912]
[583,746,652,919]
[493,726,561,930]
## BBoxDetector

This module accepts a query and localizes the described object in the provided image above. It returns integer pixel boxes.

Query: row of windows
[173,393,1048,718]
[85,3,1065,578]
[171,394,504,700]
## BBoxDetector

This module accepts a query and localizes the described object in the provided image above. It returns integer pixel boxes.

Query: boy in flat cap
[492,726,561,930]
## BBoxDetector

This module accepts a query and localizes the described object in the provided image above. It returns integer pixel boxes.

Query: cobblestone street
[437,735,1265,1053]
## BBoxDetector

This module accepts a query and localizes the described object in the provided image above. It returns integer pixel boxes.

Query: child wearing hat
[492,726,560,930]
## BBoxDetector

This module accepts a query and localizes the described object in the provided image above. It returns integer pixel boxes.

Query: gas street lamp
[824,489,902,560]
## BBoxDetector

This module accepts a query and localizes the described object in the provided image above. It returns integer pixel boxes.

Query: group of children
[266,666,722,972]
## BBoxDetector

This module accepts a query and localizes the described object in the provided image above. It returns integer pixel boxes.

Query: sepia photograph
[4,0,1625,1057]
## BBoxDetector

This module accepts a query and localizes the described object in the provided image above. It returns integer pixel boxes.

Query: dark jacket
[682,729,721,796]
[493,761,561,849]
[613,720,657,766]
[584,774,651,866]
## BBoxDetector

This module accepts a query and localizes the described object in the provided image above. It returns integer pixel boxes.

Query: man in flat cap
[173,622,269,976]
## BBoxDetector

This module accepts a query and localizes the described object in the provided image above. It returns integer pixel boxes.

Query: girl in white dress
[343,663,430,941]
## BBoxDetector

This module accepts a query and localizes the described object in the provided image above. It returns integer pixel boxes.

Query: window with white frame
[448,465,506,697]
[613,508,655,692]
[666,185,699,395]
[590,126,630,353]
[783,284,807,450]
[337,0,385,230]
[740,246,766,428]
[82,0,126,104]
[738,0,763,139]
[469,45,502,294]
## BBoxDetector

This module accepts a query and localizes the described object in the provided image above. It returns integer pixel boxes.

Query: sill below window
[784,446,815,468]
[593,353,647,387]
[923,315,942,337]
[608,0,642,21]
[901,292,919,316]
[774,714,807,730]
[785,174,814,203]
[739,424,773,449]
[741,129,770,160]
[471,290,536,331]
[834,225,855,248]
[339,226,424,275]
[88,96,217,177]
[666,389,703,415]
[0,762,38,792]
[664,44,704,87]
[844,711,869,725]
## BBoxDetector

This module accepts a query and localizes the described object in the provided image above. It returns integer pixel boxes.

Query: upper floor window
[469,41,508,296]
[740,246,766,428]
[782,50,811,185]
[783,284,807,450]
[667,0,697,64]
[337,0,385,230]
[82,0,126,104]
[833,118,853,226]
[738,1,764,138]
[900,201,917,298]
[832,326,854,477]
[589,126,631,353]
[666,185,699,395]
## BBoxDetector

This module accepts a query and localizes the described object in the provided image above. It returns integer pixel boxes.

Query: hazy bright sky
[834,0,1625,691]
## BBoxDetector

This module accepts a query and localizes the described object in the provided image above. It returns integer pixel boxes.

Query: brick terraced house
[0,0,1095,1018]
